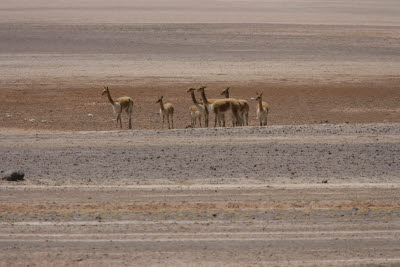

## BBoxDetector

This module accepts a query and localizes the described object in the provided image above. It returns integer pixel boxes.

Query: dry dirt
[1,79,400,132]
[1,1,400,265]
[1,124,400,266]
[1,21,400,131]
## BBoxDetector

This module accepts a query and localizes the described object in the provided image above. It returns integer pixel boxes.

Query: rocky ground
[1,123,400,266]
[1,1,400,265]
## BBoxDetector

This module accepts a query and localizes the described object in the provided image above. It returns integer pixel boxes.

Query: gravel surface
[1,124,399,185]
[1,123,400,266]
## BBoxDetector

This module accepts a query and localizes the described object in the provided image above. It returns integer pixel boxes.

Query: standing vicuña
[186,87,207,128]
[220,87,249,126]
[156,96,174,129]
[197,86,240,127]
[101,86,133,129]
[254,92,269,126]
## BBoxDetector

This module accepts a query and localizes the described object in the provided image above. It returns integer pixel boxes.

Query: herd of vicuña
[102,86,269,129]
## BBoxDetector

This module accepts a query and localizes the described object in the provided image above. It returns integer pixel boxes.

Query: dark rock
[321,180,328,184]
[2,171,25,181]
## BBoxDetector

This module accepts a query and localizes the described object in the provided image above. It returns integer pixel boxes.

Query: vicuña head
[155,96,164,103]
[101,86,110,96]
[196,85,207,92]
[220,87,230,97]
[255,91,263,101]
[186,87,197,93]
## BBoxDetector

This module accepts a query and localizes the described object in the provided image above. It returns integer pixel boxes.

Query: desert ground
[1,0,400,266]
[1,124,400,266]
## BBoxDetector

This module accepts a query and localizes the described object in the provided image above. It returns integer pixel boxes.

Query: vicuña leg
[116,113,122,128]
[127,106,132,129]
[119,112,123,128]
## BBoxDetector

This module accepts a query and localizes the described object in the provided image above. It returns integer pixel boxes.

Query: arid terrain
[1,0,400,266]
[5,118,400,267]
[1,124,400,266]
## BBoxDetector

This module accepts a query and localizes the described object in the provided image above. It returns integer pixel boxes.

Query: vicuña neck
[190,91,199,104]
[106,91,115,105]
[159,100,165,111]
[200,90,209,105]
[258,98,263,110]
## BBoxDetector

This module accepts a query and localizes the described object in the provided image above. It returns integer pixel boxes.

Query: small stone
[321,180,328,184]
[88,113,94,117]
[2,171,25,181]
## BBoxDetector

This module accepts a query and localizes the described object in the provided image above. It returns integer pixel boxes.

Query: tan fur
[255,92,269,126]
[197,86,240,127]
[188,105,203,127]
[220,87,249,126]
[101,87,133,129]
[156,96,174,129]
[238,100,250,126]
[186,88,207,128]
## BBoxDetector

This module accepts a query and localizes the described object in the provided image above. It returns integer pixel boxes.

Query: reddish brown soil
[1,78,400,132]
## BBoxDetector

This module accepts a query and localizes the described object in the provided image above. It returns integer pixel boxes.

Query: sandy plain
[1,0,400,266]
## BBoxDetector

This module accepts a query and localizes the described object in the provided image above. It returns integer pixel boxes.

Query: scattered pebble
[88,114,94,117]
